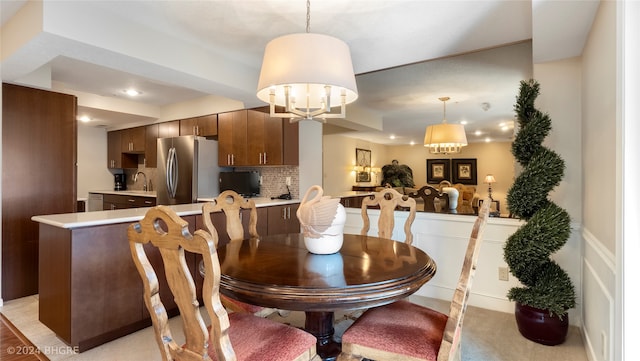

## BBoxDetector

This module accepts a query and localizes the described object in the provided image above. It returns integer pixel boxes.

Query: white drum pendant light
[256,0,358,122]
[424,97,468,154]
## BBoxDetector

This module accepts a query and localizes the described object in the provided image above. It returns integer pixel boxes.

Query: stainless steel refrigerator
[156,135,219,205]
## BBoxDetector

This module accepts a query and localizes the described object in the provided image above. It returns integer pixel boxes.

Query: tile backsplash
[127,161,299,199]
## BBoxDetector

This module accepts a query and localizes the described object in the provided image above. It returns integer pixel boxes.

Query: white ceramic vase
[304,203,346,254]
[442,187,459,212]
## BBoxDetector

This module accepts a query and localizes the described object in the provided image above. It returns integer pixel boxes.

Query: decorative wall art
[452,158,477,185]
[426,159,451,184]
[355,148,371,182]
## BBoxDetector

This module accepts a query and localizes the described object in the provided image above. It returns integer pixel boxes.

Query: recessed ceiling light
[484,137,491,143]
[409,141,415,145]
[389,134,396,140]
[123,89,141,96]
[78,115,91,123]
[460,120,468,125]
[474,130,482,136]
[501,125,510,131]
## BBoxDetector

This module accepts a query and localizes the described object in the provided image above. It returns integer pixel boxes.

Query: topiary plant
[503,79,575,319]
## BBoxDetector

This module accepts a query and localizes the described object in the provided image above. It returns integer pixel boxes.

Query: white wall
[577,1,618,360]
[77,124,114,199]
[322,134,388,195]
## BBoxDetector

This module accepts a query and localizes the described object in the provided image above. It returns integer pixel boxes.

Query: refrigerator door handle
[166,147,179,199]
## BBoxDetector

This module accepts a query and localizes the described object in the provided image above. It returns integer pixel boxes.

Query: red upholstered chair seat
[339,199,492,361]
[341,300,448,360]
[208,312,317,361]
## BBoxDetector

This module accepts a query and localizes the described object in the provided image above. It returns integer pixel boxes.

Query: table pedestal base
[305,311,341,361]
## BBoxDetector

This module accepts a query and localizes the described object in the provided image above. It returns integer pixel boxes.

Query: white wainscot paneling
[582,228,615,361]
[344,208,583,327]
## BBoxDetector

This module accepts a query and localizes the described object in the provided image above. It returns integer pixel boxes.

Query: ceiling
[1,0,599,145]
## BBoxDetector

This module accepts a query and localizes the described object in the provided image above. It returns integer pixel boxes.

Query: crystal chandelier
[256,0,358,122]
[424,97,468,154]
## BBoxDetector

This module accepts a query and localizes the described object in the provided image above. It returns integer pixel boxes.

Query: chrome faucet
[134,171,148,191]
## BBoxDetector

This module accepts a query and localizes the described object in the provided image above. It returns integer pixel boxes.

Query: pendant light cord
[439,96,450,124]
[306,0,311,33]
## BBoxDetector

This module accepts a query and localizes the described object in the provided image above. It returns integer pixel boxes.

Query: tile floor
[0,294,589,361]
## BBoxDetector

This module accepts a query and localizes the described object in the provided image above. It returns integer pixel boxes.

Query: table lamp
[484,174,496,200]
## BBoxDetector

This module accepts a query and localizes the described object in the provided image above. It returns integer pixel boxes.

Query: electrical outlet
[498,267,509,281]
[286,177,291,186]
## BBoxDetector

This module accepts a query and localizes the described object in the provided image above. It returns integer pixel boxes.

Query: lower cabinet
[38,216,198,352]
[102,194,156,210]
[266,203,300,235]
[195,203,299,244]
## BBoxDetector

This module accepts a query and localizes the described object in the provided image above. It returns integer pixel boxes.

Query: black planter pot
[514,302,569,346]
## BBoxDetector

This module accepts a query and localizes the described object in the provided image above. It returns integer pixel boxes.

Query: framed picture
[426,159,451,184]
[452,158,477,185]
[355,148,371,182]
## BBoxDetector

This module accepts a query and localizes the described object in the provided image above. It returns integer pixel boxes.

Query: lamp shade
[257,33,358,110]
[423,123,468,153]
[484,174,496,184]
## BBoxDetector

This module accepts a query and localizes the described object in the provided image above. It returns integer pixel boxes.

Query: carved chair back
[202,190,258,247]
[408,185,450,212]
[437,197,491,360]
[128,206,236,361]
[361,188,417,244]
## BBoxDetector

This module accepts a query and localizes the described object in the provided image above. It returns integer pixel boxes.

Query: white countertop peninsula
[32,197,300,229]
[32,195,301,351]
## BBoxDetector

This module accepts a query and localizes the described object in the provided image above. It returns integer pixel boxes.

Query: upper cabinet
[108,130,138,169]
[107,108,298,169]
[247,109,283,165]
[180,114,217,137]
[145,124,159,168]
[159,120,180,138]
[218,108,298,167]
[218,110,248,166]
[121,126,145,153]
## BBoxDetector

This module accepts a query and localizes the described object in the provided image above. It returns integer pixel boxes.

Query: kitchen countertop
[89,190,158,197]
[32,197,300,229]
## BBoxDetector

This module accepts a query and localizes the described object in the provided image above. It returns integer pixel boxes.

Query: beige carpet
[0,294,588,361]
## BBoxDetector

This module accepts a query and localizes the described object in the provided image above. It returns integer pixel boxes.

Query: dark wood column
[2,83,77,300]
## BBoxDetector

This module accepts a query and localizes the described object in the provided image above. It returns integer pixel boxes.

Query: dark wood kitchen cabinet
[180,114,218,137]
[218,109,248,166]
[218,108,298,167]
[102,194,156,210]
[2,83,77,300]
[145,123,159,168]
[120,126,145,153]
[159,120,180,138]
[266,203,300,235]
[247,109,284,165]
[38,215,197,351]
[107,129,137,169]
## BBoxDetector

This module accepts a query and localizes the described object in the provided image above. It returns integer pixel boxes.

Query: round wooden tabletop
[217,233,437,312]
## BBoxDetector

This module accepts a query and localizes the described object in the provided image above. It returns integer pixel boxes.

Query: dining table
[216,233,437,361]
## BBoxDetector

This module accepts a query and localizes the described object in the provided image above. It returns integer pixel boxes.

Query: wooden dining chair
[361,187,417,244]
[128,206,317,361]
[339,198,492,361]
[407,185,449,213]
[201,190,284,318]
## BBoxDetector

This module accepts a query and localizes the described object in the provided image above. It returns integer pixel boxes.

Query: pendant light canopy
[256,0,358,122]
[424,97,468,154]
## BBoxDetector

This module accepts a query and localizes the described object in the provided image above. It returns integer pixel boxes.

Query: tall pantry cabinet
[2,83,77,300]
